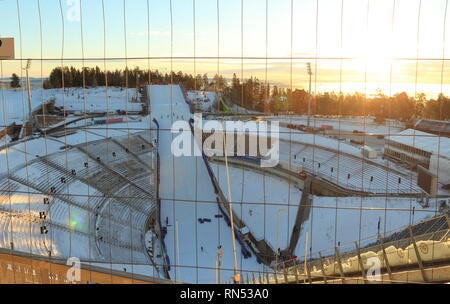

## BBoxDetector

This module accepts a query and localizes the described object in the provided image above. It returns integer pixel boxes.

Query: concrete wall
[429,154,450,185]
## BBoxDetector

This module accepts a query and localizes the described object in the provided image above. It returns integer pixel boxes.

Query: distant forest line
[38,66,450,121]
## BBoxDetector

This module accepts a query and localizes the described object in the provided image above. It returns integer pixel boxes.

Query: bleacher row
[0,132,157,264]
[279,141,423,194]
[250,215,450,284]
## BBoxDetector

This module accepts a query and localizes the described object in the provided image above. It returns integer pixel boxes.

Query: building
[361,145,377,159]
[415,119,450,138]
[384,129,450,186]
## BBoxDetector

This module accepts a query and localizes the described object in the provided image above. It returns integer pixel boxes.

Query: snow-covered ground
[0,87,143,126]
[208,159,438,263]
[150,85,267,283]
[0,84,444,284]
[211,163,302,254]
[206,159,438,266]
[187,90,261,114]
[297,196,440,260]
[194,120,420,194]
[266,115,405,135]
[187,91,216,112]
[55,87,143,114]
[278,126,363,157]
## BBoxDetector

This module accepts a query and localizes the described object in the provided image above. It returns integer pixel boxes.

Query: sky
[0,0,449,98]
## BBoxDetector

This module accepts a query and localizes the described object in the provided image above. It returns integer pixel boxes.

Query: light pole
[306,63,313,128]
[23,59,35,132]
[175,220,180,282]
[216,245,222,284]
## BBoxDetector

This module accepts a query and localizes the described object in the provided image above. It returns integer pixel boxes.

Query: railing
[278,156,423,195]
[152,118,171,279]
[245,214,450,284]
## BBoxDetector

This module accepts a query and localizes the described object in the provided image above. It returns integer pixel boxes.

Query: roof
[415,119,450,134]
[386,129,450,158]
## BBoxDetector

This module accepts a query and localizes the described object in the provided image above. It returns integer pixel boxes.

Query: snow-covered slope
[149,85,266,283]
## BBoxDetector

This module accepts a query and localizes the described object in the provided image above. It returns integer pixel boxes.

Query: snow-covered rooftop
[0,87,144,126]
[386,128,450,158]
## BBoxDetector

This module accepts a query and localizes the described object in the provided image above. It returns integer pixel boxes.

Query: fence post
[306,261,312,284]
[252,273,256,284]
[409,226,427,282]
[282,263,288,284]
[274,268,279,284]
[294,264,299,284]
[354,241,366,284]
[318,252,328,284]
[265,272,270,284]
[335,247,346,284]
[379,237,392,284]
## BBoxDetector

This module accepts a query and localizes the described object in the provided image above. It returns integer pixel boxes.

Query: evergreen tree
[41,65,449,119]
[10,73,21,88]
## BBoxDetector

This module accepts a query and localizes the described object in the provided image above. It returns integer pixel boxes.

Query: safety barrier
[246,214,450,284]
[152,118,171,278]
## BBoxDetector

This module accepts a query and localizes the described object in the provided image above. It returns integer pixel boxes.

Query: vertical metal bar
[304,231,309,281]
[379,237,392,283]
[354,241,366,284]
[335,247,346,284]
[282,263,288,283]
[306,265,312,284]
[409,226,427,282]
[318,252,328,284]
[294,264,299,284]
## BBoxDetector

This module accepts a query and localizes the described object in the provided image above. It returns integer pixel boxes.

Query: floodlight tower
[23,59,35,132]
[306,63,313,128]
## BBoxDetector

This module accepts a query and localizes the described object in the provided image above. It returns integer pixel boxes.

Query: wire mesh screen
[0,0,449,284]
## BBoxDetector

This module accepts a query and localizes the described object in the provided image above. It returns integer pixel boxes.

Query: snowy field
[209,161,436,261]
[0,87,143,126]
[187,91,261,114]
[150,85,267,283]
[296,196,440,260]
[195,121,420,194]
[210,163,302,255]
[151,87,433,281]
[0,83,444,283]
[266,115,405,135]
[187,91,216,112]
[278,126,363,157]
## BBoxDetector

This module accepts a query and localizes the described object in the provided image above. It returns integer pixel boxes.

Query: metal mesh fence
[0,0,449,284]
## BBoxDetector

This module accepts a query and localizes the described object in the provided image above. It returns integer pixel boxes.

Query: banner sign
[0,38,15,59]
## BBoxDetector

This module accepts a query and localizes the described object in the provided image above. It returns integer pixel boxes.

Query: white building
[385,129,450,186]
